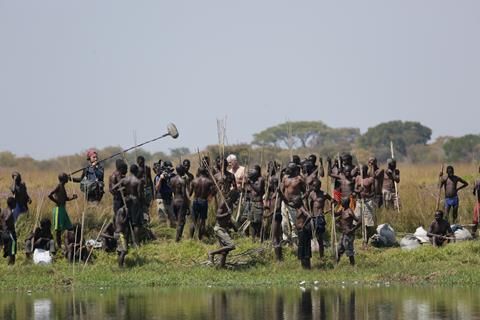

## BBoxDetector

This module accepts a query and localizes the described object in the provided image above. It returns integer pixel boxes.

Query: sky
[1,1,479,159]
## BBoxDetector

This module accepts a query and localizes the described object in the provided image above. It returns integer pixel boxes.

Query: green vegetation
[2,226,480,292]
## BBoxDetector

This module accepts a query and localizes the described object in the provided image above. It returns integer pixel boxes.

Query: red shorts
[473,202,480,225]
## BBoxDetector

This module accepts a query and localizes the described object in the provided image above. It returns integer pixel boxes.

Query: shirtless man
[328,159,356,210]
[137,156,154,219]
[354,165,376,244]
[182,159,195,192]
[10,172,31,222]
[335,198,361,266]
[383,159,400,210]
[114,206,129,267]
[263,161,283,260]
[113,165,145,243]
[25,218,55,259]
[170,165,190,242]
[439,166,468,224]
[290,195,312,269]
[473,166,480,237]
[227,154,245,188]
[245,167,265,242]
[109,159,128,219]
[214,158,237,199]
[49,173,77,249]
[280,162,306,243]
[65,223,87,263]
[1,197,17,265]
[368,157,384,208]
[190,167,215,240]
[428,210,454,247]
[306,154,325,178]
[208,192,239,268]
[308,179,332,258]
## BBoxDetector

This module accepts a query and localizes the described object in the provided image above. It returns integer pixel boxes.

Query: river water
[1,285,479,319]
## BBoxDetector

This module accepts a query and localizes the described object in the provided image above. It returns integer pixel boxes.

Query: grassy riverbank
[1,224,480,291]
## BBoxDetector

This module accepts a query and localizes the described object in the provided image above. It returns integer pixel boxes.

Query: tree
[252,121,332,148]
[443,134,480,162]
[358,121,432,156]
[169,147,191,159]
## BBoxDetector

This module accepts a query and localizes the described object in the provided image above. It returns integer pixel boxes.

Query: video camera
[153,160,176,181]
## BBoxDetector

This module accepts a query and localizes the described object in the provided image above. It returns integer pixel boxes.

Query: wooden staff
[390,141,400,213]
[436,164,445,211]
[82,218,108,270]
[327,166,338,261]
[360,163,367,247]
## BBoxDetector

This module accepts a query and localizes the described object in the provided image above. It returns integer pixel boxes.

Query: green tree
[252,121,331,148]
[358,121,432,156]
[443,134,480,162]
[170,147,191,159]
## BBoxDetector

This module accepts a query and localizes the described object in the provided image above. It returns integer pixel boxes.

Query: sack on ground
[453,226,472,241]
[376,223,396,247]
[414,227,430,243]
[33,249,52,265]
[400,235,422,250]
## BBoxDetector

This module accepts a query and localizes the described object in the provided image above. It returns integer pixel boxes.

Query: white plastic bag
[33,249,52,265]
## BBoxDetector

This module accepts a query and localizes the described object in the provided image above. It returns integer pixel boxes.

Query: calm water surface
[1,286,479,320]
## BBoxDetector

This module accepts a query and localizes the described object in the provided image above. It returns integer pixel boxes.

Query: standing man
[154,161,175,227]
[10,172,31,222]
[170,165,189,242]
[113,164,145,244]
[308,179,332,259]
[264,161,283,260]
[137,156,154,220]
[109,159,128,219]
[190,167,215,240]
[383,159,401,210]
[368,157,384,208]
[439,166,469,224]
[1,197,17,265]
[245,167,265,242]
[335,198,361,266]
[280,162,306,244]
[71,149,105,202]
[473,166,480,237]
[328,159,356,210]
[354,165,376,244]
[49,173,77,249]
[227,154,245,189]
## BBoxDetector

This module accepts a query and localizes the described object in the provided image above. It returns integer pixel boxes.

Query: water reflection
[1,286,479,319]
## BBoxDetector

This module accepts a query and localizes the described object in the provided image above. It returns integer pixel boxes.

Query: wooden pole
[390,141,400,213]
[436,164,445,211]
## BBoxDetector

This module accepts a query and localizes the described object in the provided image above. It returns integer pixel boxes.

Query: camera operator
[154,160,176,227]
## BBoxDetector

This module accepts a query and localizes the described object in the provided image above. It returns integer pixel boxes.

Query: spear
[436,164,445,211]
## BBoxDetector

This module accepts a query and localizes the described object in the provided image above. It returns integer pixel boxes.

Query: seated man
[25,218,55,259]
[427,210,454,247]
[100,222,117,252]
[65,224,88,263]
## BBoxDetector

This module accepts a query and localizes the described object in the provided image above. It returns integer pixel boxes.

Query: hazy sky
[1,1,479,159]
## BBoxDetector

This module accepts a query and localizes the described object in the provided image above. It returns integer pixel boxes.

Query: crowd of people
[1,149,480,269]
